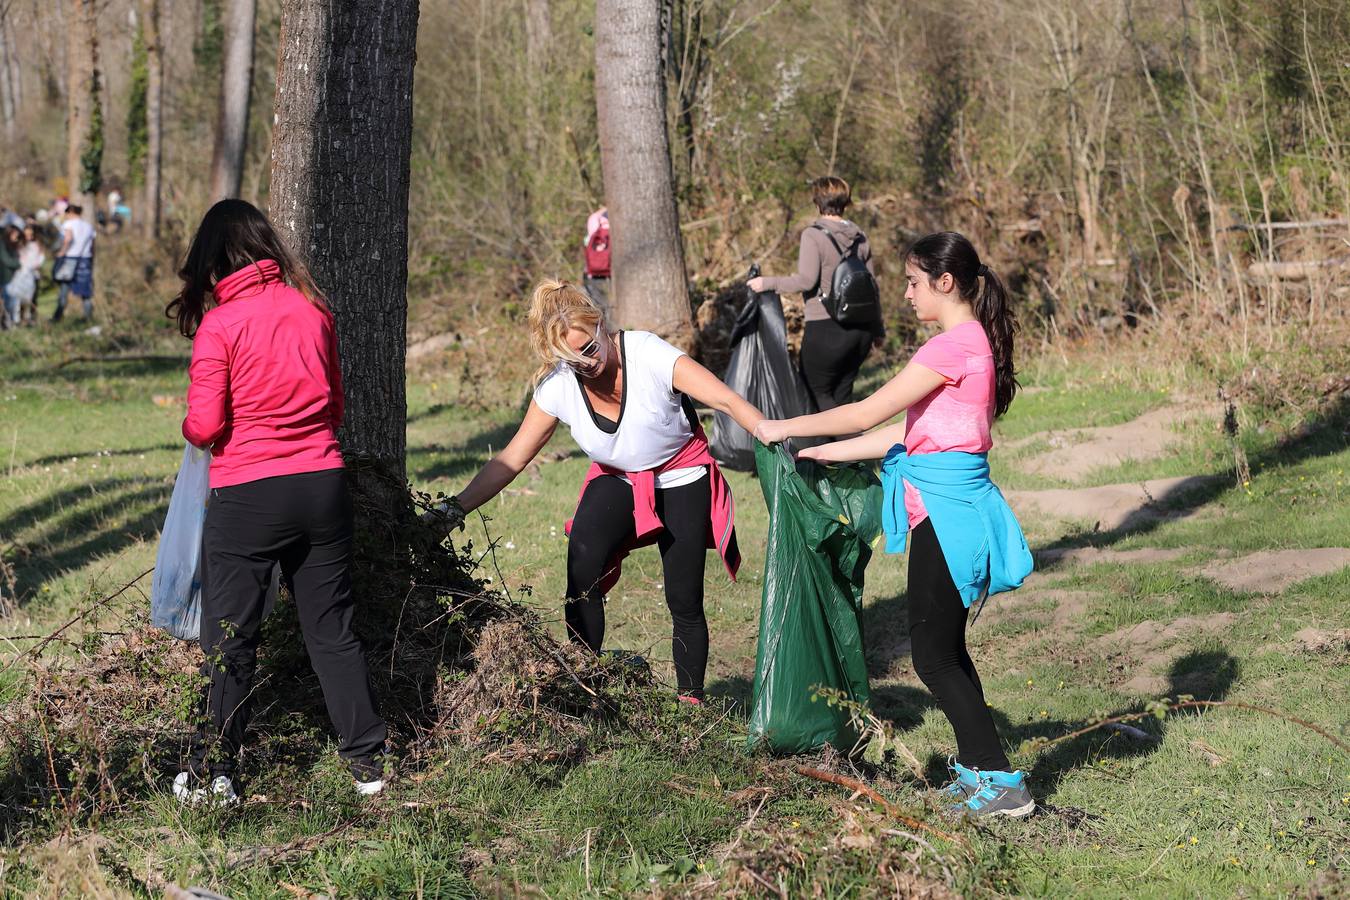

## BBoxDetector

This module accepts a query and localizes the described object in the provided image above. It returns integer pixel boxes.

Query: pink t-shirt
[903,321,996,527]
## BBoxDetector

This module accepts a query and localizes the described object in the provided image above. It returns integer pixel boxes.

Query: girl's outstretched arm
[797,422,907,464]
[754,361,945,443]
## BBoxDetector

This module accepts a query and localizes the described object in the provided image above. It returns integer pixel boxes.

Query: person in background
[168,199,388,806]
[8,225,46,326]
[0,205,24,231]
[440,280,765,703]
[748,176,884,411]
[582,206,611,311]
[51,205,96,322]
[755,232,1034,820]
[0,226,20,329]
[107,188,126,233]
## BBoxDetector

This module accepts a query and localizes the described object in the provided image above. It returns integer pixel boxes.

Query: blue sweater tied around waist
[880,444,1034,608]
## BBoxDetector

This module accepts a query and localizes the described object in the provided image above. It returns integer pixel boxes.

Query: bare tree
[64,0,98,215]
[270,0,419,495]
[594,0,693,347]
[139,0,162,236]
[0,1,19,140]
[208,0,255,202]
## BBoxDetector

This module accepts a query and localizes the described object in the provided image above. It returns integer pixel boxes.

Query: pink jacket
[182,260,345,488]
[565,425,740,595]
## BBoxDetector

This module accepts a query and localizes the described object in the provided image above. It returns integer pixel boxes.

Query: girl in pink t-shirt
[756,232,1032,819]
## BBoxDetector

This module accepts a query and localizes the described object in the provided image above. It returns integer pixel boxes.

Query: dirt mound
[1006,475,1219,532]
[1292,627,1350,654]
[1037,546,1186,567]
[1198,548,1350,594]
[1016,403,1220,481]
[1094,613,1238,695]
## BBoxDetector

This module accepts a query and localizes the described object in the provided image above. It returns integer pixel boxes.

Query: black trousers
[565,474,711,697]
[800,317,875,411]
[189,469,387,778]
[907,517,1011,771]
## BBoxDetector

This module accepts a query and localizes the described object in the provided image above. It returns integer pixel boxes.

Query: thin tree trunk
[64,0,93,207]
[140,0,162,237]
[271,0,419,495]
[209,0,254,202]
[594,0,693,348]
[0,8,16,140]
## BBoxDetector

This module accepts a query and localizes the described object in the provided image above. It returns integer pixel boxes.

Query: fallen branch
[1028,699,1350,755]
[0,566,154,676]
[56,354,189,370]
[794,766,969,852]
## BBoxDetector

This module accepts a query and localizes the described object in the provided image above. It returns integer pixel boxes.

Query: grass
[1,293,1348,897]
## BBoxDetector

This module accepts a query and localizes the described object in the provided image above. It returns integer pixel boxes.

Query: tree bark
[140,0,162,237]
[594,0,693,348]
[64,0,94,210]
[0,8,17,140]
[270,0,418,493]
[208,0,255,202]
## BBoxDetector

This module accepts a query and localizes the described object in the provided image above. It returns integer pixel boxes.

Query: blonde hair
[527,279,607,386]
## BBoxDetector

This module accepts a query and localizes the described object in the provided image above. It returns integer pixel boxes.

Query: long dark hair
[166,198,328,337]
[906,231,1019,418]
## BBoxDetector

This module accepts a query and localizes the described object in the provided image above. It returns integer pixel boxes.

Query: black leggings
[566,474,711,697]
[908,517,1011,771]
[190,470,387,778]
[800,318,875,411]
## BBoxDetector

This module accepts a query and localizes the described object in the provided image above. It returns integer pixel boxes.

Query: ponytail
[974,266,1018,418]
[906,231,1019,417]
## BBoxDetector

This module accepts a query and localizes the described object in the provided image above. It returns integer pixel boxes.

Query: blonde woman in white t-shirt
[443,280,765,702]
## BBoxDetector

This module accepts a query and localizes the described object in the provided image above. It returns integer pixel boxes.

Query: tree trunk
[0,11,17,140]
[594,0,693,348]
[64,0,94,209]
[140,0,162,237]
[270,0,418,495]
[208,0,255,202]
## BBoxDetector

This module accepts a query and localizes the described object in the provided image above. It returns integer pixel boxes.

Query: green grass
[2,313,1348,897]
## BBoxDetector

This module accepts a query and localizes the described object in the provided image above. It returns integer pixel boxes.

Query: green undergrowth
[2,306,1348,897]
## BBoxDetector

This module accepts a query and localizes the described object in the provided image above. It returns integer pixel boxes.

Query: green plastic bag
[748,443,883,754]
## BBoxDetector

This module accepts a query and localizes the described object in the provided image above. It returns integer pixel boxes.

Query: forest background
[3,0,1347,371]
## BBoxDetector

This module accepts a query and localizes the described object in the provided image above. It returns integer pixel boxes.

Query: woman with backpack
[747,176,884,411]
[754,232,1035,819]
[169,199,387,806]
[436,280,764,703]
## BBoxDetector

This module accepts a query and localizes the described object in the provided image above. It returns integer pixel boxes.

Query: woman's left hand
[754,419,790,444]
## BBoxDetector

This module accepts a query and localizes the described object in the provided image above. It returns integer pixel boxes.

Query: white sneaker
[173,772,240,807]
[354,777,385,797]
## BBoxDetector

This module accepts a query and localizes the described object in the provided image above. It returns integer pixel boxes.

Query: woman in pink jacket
[168,199,386,806]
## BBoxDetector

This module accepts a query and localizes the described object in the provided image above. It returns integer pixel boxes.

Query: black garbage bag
[710,285,820,471]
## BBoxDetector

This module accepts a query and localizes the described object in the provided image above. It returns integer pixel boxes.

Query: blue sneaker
[938,757,982,801]
[957,769,1036,819]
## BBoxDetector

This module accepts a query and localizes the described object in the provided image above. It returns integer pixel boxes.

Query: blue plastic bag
[150,444,209,640]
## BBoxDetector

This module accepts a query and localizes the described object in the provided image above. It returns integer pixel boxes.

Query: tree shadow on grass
[0,474,172,605]
[1013,647,1241,802]
[24,441,180,469]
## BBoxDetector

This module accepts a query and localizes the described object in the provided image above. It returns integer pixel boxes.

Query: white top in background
[533,330,706,489]
[61,218,96,258]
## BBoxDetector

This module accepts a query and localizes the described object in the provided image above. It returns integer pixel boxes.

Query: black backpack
[813,225,881,327]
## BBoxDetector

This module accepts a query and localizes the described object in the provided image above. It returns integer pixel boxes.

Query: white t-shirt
[533,331,706,489]
[62,218,96,258]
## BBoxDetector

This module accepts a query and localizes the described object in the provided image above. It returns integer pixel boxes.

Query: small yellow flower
[790,820,800,828]
[1189,836,1198,845]
[1039,709,1049,718]
[1026,678,1034,687]
[1264,844,1273,850]
[1057,680,1065,689]
[1308,859,1316,867]
[1092,844,1101,851]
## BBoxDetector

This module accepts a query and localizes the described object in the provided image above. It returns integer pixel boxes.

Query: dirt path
[1014,403,1220,481]
[1006,475,1219,532]
[1198,548,1350,593]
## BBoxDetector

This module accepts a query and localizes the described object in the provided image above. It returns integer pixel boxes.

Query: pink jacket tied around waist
[564,425,741,595]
